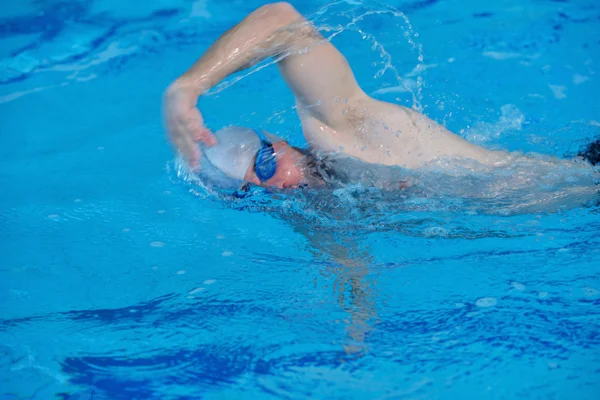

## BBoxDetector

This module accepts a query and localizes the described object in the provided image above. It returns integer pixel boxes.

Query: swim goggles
[253,129,277,182]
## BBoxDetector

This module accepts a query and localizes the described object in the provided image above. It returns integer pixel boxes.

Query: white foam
[511,282,526,291]
[572,74,589,85]
[483,51,523,60]
[203,279,217,285]
[475,297,497,308]
[74,73,97,82]
[465,104,525,144]
[371,84,411,96]
[405,63,437,78]
[150,241,165,247]
[548,84,567,100]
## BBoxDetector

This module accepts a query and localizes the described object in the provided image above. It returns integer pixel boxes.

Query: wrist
[169,76,208,98]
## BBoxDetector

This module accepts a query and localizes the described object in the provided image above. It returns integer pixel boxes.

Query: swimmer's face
[244,141,306,189]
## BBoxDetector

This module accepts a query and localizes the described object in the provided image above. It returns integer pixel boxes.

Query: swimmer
[163,2,599,189]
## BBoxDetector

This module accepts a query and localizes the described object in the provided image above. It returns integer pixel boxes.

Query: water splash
[209,0,426,111]
[465,104,526,144]
[174,150,599,240]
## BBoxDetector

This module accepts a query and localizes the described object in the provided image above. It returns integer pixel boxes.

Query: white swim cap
[203,126,284,180]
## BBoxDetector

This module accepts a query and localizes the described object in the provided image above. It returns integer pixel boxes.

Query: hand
[163,80,217,169]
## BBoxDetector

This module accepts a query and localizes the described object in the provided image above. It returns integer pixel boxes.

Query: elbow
[256,2,303,27]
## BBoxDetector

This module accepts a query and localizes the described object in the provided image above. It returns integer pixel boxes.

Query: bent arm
[174,2,366,127]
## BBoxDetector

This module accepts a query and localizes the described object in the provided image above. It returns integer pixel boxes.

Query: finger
[191,125,217,147]
[182,115,217,147]
[173,126,201,169]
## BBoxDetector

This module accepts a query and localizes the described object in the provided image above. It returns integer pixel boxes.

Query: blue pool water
[1,0,600,398]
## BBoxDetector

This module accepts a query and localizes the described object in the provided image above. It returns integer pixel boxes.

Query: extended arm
[164,2,366,166]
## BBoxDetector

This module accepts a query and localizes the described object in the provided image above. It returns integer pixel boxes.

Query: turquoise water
[1,0,599,399]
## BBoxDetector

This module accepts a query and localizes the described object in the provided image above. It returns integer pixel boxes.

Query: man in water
[163,2,597,189]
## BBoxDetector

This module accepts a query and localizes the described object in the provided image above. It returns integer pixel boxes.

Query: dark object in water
[579,139,600,166]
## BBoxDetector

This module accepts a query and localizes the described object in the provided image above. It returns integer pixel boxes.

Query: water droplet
[475,297,497,308]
